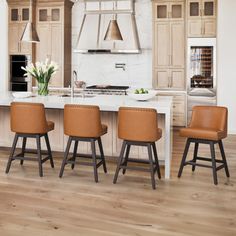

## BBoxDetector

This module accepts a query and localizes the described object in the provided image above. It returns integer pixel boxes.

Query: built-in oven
[10,55,29,91]
[187,38,217,123]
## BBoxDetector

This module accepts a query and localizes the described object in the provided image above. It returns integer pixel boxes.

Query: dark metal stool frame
[113,140,161,189]
[178,138,230,185]
[59,136,107,182]
[5,133,54,177]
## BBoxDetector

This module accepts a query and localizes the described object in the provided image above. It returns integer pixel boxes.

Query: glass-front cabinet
[187,0,216,37]
[38,7,61,23]
[9,7,30,22]
[154,1,184,21]
[188,0,216,18]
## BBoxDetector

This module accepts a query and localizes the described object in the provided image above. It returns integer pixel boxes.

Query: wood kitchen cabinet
[153,0,185,90]
[154,1,184,21]
[9,23,31,55]
[187,0,216,37]
[8,0,34,55]
[35,0,73,87]
[154,68,184,89]
[158,92,186,126]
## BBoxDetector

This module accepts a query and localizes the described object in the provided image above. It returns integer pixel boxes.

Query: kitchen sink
[59,94,95,98]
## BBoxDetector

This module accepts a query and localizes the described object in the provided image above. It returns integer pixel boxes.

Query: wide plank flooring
[0,131,235,236]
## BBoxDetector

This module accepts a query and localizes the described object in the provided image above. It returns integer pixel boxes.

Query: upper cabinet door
[21,8,30,22]
[169,2,184,21]
[37,7,61,23]
[154,22,170,68]
[38,8,49,22]
[51,8,61,22]
[202,0,216,18]
[187,0,201,19]
[9,8,19,22]
[170,21,185,68]
[154,3,168,21]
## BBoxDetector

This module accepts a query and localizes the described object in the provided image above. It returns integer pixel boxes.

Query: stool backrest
[64,104,103,137]
[118,107,158,142]
[10,102,48,134]
[190,106,228,133]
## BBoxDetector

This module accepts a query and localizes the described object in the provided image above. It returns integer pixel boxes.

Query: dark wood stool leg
[91,139,98,183]
[113,141,126,184]
[192,142,199,172]
[36,135,43,177]
[71,140,79,170]
[152,142,161,179]
[148,143,156,189]
[210,141,218,185]
[218,140,230,178]
[6,134,19,174]
[98,137,107,173]
[59,137,72,178]
[178,138,191,178]
[20,137,27,165]
[122,144,130,175]
[44,134,54,168]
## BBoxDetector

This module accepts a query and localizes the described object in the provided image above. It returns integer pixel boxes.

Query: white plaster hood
[73,0,141,54]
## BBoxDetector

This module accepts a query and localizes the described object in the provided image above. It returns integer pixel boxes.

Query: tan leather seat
[118,107,162,142]
[11,102,54,134]
[178,105,229,185]
[180,106,227,141]
[60,104,108,182]
[64,104,107,138]
[114,107,162,189]
[6,102,55,177]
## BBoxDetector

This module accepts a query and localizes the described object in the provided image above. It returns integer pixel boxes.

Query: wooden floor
[0,131,235,236]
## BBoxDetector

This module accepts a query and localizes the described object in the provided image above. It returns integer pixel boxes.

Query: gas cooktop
[86,85,129,90]
[85,85,129,95]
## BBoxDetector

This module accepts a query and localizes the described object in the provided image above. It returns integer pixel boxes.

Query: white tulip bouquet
[22,59,58,95]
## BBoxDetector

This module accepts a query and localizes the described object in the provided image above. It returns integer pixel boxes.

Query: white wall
[217,0,236,134]
[71,0,152,88]
[0,0,8,91]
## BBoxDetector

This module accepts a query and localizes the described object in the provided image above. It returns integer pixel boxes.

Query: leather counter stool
[6,102,55,177]
[178,106,230,185]
[59,105,107,182]
[113,107,162,189]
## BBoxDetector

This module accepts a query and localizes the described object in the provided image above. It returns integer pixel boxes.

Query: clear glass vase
[38,82,49,96]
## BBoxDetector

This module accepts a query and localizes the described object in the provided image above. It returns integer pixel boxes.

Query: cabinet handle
[200,9,203,16]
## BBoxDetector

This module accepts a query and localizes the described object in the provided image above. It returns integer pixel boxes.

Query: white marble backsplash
[71,0,152,88]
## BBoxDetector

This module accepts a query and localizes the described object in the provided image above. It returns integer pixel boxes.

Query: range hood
[74,0,141,54]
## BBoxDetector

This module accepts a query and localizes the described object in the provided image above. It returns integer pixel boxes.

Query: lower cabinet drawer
[173,114,186,126]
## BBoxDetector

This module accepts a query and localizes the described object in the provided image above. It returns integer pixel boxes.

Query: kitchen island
[0,92,173,178]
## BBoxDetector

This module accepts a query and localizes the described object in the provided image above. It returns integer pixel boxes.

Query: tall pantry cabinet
[8,0,34,55]
[153,0,185,90]
[36,0,73,87]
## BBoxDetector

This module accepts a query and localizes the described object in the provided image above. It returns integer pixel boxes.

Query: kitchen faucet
[71,70,77,97]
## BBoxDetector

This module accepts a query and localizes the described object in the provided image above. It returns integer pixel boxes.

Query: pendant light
[20,0,40,43]
[104,0,123,41]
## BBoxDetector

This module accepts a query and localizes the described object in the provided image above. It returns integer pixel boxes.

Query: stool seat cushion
[47,121,55,132]
[180,127,227,141]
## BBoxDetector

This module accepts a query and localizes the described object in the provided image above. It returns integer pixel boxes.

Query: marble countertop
[0,92,172,114]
